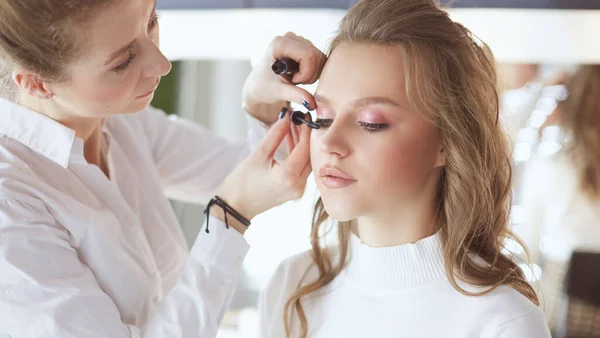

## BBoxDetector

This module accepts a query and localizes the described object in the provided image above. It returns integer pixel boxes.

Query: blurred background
[152,1,600,336]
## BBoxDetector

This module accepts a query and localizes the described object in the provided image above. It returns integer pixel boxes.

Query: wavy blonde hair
[283,0,538,336]
[559,65,600,198]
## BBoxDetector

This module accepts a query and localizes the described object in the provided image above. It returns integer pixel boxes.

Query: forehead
[76,0,152,60]
[317,43,409,106]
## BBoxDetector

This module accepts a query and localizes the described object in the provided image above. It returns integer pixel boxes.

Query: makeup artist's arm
[0,118,311,338]
[210,113,312,235]
[137,33,324,204]
[136,106,249,204]
[135,104,300,205]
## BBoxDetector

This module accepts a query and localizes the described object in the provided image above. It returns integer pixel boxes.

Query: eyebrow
[315,94,401,108]
[104,40,136,66]
[104,0,157,66]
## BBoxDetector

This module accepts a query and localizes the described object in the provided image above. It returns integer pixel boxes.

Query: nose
[319,120,351,158]
[142,42,172,78]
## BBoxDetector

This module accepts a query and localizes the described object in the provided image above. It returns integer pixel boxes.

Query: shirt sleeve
[0,198,249,338]
[137,106,278,204]
[494,308,551,338]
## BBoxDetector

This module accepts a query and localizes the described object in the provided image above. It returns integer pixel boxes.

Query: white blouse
[0,98,266,337]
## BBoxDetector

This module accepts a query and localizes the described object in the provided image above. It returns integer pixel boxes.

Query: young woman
[259,0,551,337]
[0,0,322,336]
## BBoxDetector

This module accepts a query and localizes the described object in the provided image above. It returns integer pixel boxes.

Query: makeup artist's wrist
[208,194,255,235]
[244,100,289,125]
[208,204,249,235]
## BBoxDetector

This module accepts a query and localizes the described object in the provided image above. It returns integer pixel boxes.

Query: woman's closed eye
[357,121,390,133]
[148,14,159,31]
[315,118,334,128]
[316,118,390,133]
[114,50,136,73]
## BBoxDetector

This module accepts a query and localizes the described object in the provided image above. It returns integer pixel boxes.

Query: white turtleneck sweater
[258,233,551,338]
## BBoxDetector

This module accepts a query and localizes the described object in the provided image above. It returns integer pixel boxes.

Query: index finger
[281,122,312,175]
[256,115,291,160]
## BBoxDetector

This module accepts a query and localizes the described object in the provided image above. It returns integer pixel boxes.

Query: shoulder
[263,249,317,299]
[487,287,550,337]
[0,195,61,242]
[457,283,550,337]
[260,246,341,319]
[0,143,50,205]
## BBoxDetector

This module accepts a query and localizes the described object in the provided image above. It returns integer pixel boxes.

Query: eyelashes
[148,14,159,31]
[114,49,136,72]
[315,119,390,133]
[315,118,333,128]
[357,121,390,132]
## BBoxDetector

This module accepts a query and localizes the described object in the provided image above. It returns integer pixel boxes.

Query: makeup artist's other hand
[242,32,327,125]
[216,114,311,233]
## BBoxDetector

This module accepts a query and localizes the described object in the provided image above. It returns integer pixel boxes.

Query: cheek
[364,129,440,189]
[87,83,129,103]
[309,133,322,168]
[72,73,137,108]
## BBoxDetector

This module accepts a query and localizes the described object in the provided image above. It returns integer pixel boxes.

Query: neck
[355,166,444,248]
[356,206,437,248]
[22,95,104,166]
[356,175,442,247]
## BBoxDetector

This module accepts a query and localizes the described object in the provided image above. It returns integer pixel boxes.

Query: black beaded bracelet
[203,196,251,234]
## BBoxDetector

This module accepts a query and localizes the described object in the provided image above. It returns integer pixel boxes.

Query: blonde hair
[560,65,600,198]
[0,0,112,100]
[283,0,538,336]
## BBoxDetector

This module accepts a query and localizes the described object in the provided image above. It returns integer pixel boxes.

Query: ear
[434,145,446,168]
[12,69,54,99]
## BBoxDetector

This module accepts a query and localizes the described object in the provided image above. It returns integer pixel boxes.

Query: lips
[319,165,357,189]
[136,87,157,99]
[319,165,355,180]
[136,79,160,99]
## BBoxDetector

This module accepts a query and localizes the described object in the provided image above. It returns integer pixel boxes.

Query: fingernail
[278,107,288,119]
[302,99,311,111]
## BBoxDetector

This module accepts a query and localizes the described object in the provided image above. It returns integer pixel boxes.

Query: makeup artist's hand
[242,32,327,125]
[214,113,311,234]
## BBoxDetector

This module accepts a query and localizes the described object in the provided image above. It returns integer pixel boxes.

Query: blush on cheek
[376,142,434,185]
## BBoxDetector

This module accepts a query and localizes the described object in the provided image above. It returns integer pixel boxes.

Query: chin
[320,195,358,222]
[125,99,153,115]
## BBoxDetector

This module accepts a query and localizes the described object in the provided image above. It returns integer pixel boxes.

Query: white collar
[346,231,447,289]
[0,98,82,168]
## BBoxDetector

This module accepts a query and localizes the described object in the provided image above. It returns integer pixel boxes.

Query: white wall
[159,8,600,64]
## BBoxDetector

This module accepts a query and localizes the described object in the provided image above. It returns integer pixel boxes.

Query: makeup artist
[0,0,325,337]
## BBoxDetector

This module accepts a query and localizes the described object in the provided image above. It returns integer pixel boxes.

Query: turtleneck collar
[345,232,447,290]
